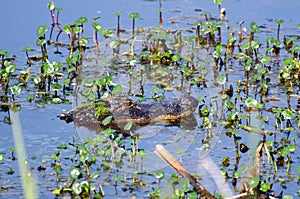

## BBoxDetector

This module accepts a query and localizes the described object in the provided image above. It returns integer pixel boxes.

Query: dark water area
[1,0,300,198]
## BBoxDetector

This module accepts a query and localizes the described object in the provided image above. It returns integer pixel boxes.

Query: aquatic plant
[1,0,300,198]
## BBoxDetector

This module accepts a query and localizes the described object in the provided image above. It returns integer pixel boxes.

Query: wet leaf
[138,150,147,158]
[260,182,270,192]
[172,54,180,61]
[0,154,4,161]
[214,0,223,5]
[11,85,21,96]
[216,74,226,85]
[37,25,48,38]
[225,99,235,109]
[36,38,46,46]
[102,116,113,126]
[288,144,296,153]
[249,177,260,189]
[124,121,133,130]
[63,25,71,34]
[245,98,257,108]
[110,40,119,49]
[282,109,293,120]
[79,37,88,46]
[33,76,41,85]
[233,171,240,178]
[275,19,284,25]
[92,22,102,31]
[115,10,122,16]
[129,12,140,19]
[47,2,55,10]
[72,182,82,195]
[76,17,88,24]
[250,22,260,33]
[155,171,165,179]
[70,168,81,179]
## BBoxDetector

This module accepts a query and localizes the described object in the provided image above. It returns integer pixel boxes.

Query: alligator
[60,95,198,132]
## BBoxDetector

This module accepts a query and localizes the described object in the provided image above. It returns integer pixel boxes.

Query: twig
[225,192,248,199]
[155,144,215,199]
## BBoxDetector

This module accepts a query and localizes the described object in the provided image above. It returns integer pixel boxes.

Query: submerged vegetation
[1,0,300,198]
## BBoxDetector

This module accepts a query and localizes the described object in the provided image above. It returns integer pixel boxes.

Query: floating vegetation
[1,0,300,198]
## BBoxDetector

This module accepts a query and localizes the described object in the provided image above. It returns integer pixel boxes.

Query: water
[1,0,300,198]
[2,0,300,53]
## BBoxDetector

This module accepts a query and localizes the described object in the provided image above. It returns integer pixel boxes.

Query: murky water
[1,0,300,198]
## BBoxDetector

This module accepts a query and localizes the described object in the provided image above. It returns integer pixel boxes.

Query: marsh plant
[1,0,300,199]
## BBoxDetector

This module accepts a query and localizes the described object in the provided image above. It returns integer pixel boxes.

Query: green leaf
[233,171,240,178]
[52,98,62,104]
[47,2,55,11]
[216,74,226,85]
[92,22,102,32]
[36,38,46,46]
[249,177,260,189]
[103,129,115,138]
[115,176,122,182]
[0,49,10,57]
[129,12,140,19]
[250,22,260,33]
[288,144,296,153]
[70,168,81,179]
[245,98,257,108]
[23,46,32,52]
[124,121,133,130]
[74,25,82,33]
[63,25,71,34]
[279,147,289,157]
[180,180,190,192]
[110,40,120,49]
[72,182,82,195]
[11,86,21,96]
[79,37,88,46]
[0,153,4,161]
[5,62,16,74]
[152,87,159,94]
[33,76,41,85]
[57,143,67,149]
[214,0,223,5]
[56,7,63,12]
[54,164,62,174]
[225,99,235,109]
[52,83,62,91]
[138,150,147,158]
[155,171,165,179]
[115,10,122,16]
[91,172,99,179]
[37,25,48,38]
[76,17,88,24]
[156,8,164,13]
[282,109,293,120]
[101,29,115,37]
[275,19,284,25]
[220,169,227,176]
[260,182,270,192]
[111,84,122,94]
[102,116,112,126]
[172,54,180,61]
